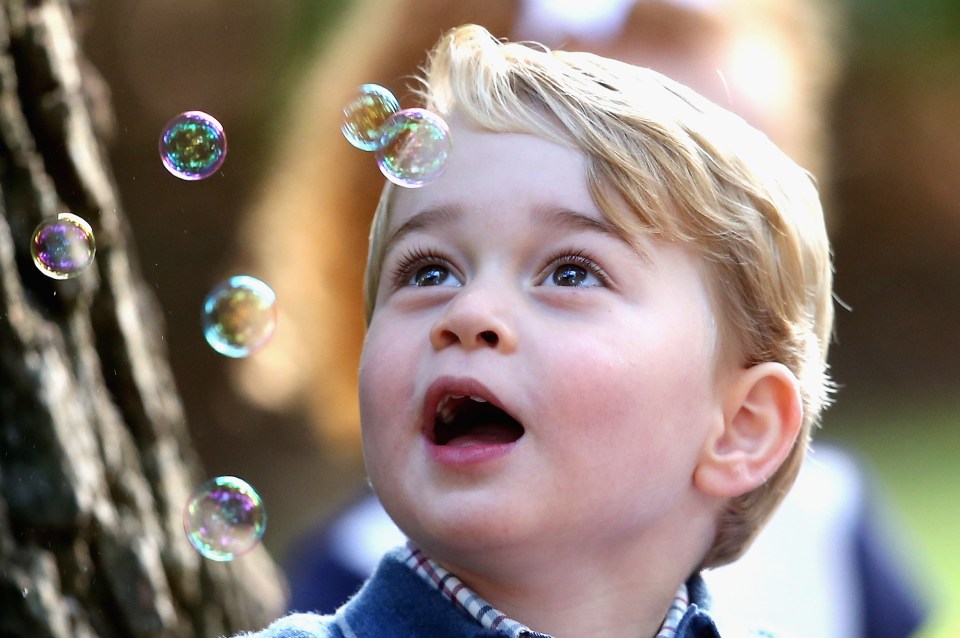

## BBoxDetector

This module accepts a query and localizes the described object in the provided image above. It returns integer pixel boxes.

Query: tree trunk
[0,1,286,636]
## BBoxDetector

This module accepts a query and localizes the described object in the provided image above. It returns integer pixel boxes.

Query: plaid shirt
[402,542,689,638]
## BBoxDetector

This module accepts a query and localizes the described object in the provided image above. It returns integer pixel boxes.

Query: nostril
[479,330,498,346]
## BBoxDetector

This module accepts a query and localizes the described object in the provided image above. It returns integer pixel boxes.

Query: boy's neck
[421,513,715,638]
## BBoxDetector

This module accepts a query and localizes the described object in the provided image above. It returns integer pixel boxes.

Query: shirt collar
[401,541,689,638]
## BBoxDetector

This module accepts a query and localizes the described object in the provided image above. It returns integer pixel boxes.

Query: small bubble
[183,476,266,561]
[159,111,227,180]
[376,108,451,188]
[341,84,400,151]
[31,213,96,279]
[202,275,277,358]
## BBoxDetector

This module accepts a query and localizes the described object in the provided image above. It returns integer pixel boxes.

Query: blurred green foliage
[826,397,960,638]
[279,0,354,76]
[849,0,960,39]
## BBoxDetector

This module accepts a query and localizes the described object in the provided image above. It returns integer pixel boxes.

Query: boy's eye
[542,253,608,288]
[411,264,458,287]
[552,264,591,287]
[390,247,462,289]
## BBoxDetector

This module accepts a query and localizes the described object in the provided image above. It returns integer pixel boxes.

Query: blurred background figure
[80,0,960,636]
[229,1,926,637]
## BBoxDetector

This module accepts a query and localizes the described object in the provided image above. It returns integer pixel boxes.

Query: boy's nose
[429,288,518,353]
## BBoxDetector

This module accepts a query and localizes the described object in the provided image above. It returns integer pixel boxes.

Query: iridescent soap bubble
[341,84,400,151]
[31,213,96,279]
[376,108,451,187]
[159,111,227,180]
[202,275,277,358]
[183,475,266,561]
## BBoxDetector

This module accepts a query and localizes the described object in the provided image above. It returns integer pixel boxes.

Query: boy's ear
[694,362,803,498]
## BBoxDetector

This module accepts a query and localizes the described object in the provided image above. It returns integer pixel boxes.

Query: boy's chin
[396,505,550,564]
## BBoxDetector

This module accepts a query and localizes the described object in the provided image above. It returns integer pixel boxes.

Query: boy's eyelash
[389,246,453,288]
[388,247,610,287]
[542,249,611,285]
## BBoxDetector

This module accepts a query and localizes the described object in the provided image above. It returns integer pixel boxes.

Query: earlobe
[694,362,803,499]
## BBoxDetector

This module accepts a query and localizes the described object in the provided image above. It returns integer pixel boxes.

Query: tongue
[445,422,520,447]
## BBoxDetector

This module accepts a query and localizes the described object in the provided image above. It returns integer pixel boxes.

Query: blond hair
[231,0,840,456]
[363,24,834,568]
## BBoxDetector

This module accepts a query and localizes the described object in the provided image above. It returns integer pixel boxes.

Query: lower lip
[426,439,518,466]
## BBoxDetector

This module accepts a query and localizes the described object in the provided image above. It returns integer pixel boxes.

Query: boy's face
[359,118,729,563]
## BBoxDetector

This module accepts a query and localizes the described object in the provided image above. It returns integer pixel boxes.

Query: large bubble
[159,111,227,180]
[341,84,400,151]
[183,476,266,561]
[31,213,96,279]
[376,108,451,188]
[202,275,277,358]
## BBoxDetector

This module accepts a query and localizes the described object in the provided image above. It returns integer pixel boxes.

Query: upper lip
[421,376,520,442]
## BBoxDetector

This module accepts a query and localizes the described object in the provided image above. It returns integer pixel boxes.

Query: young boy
[239,23,834,638]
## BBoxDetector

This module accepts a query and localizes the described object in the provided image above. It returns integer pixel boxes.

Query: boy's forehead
[388,119,593,225]
[378,113,669,262]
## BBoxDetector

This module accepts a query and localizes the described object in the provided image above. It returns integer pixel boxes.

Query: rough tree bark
[0,1,286,636]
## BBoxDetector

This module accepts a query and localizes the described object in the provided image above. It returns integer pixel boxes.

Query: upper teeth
[436,394,489,424]
[437,396,457,425]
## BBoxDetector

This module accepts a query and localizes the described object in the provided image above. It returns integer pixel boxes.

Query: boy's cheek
[359,335,416,427]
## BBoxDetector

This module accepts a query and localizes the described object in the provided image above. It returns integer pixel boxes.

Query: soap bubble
[376,108,451,187]
[159,111,227,180]
[342,84,400,151]
[202,275,277,358]
[31,213,96,279]
[184,476,266,561]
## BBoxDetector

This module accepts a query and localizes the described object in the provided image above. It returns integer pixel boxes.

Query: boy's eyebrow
[382,205,460,257]
[538,207,650,261]
[383,204,649,261]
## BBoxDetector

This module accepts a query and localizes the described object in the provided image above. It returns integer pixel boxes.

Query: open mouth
[433,395,525,447]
